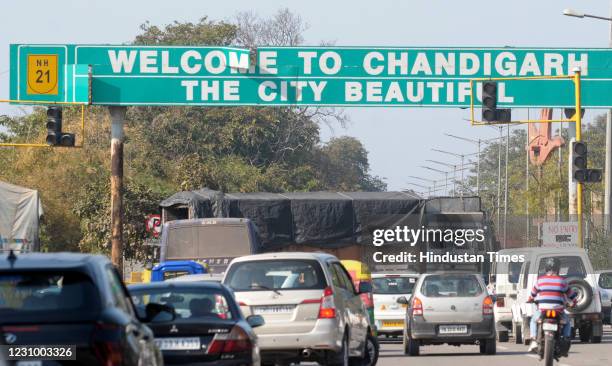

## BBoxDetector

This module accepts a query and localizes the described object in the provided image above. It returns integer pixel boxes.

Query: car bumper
[409,317,495,343]
[257,319,343,352]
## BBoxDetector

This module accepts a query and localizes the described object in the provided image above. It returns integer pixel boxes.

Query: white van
[490,248,533,343]
[511,247,603,344]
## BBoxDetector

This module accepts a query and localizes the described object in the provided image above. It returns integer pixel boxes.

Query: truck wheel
[522,318,531,345]
[579,325,590,343]
[479,338,496,355]
[513,321,522,344]
[497,330,509,342]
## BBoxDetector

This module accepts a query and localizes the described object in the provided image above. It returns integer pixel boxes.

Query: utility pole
[497,126,503,230]
[503,125,509,249]
[109,107,126,276]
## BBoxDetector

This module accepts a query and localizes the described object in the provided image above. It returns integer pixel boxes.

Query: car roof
[164,217,251,228]
[496,247,536,254]
[372,273,419,278]
[524,247,587,255]
[228,251,338,263]
[128,281,226,291]
[0,252,109,270]
[167,273,224,282]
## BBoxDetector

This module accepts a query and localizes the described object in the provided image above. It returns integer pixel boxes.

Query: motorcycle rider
[527,257,577,353]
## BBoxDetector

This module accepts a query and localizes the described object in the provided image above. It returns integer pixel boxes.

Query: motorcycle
[535,309,571,366]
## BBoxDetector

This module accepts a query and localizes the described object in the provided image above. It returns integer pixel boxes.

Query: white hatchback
[372,273,419,336]
[222,252,377,366]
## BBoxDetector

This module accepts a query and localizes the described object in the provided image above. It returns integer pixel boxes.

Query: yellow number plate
[382,320,404,328]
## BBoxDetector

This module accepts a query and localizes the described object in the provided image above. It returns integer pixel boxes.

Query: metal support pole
[477,140,481,195]
[460,155,465,197]
[453,166,457,197]
[504,125,509,249]
[574,70,584,248]
[497,127,502,230]
[526,117,530,244]
[445,172,449,196]
[109,106,126,274]
[606,9,612,231]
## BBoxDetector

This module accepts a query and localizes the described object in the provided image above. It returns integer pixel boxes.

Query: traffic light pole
[109,107,126,275]
[574,69,584,249]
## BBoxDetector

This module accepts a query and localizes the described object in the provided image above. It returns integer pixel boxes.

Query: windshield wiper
[249,284,282,295]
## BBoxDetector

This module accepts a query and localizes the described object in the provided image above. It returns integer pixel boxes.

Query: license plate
[439,325,468,334]
[382,320,404,328]
[17,362,42,366]
[155,337,201,351]
[543,323,558,331]
[253,305,295,314]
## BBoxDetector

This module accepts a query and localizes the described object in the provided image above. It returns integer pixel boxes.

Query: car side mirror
[142,302,176,323]
[246,315,265,328]
[396,296,409,305]
[358,281,372,294]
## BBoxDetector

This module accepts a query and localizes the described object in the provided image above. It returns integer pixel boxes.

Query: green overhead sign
[9,45,612,107]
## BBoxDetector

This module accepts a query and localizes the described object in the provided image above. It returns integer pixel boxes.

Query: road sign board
[26,54,58,95]
[10,45,612,107]
[541,221,578,248]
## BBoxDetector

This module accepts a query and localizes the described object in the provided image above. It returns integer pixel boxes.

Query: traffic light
[563,108,585,120]
[45,106,75,147]
[481,82,511,123]
[571,141,602,183]
[46,107,62,145]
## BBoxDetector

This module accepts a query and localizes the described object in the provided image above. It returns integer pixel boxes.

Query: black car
[0,251,164,365]
[128,282,264,366]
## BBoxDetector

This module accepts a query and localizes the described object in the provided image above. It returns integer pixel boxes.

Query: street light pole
[564,6,612,232]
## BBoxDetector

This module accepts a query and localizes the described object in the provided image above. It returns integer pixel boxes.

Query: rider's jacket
[528,274,577,310]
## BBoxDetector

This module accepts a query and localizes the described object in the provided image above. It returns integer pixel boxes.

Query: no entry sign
[9,45,612,107]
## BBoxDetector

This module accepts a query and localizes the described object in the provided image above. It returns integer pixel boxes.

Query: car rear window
[129,287,235,320]
[420,274,483,297]
[225,259,326,291]
[537,256,586,278]
[373,276,416,294]
[599,272,612,289]
[0,271,100,322]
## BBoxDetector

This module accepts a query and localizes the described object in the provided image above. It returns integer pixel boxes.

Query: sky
[1,0,610,192]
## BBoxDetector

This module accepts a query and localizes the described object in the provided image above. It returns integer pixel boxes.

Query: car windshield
[537,256,586,278]
[224,259,326,291]
[129,287,235,321]
[420,274,483,297]
[0,271,100,322]
[372,276,416,294]
[599,272,612,289]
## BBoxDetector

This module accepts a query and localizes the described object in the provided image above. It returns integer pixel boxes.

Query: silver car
[400,272,496,356]
[223,252,376,366]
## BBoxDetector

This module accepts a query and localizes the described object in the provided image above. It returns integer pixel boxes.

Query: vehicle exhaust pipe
[302,348,312,358]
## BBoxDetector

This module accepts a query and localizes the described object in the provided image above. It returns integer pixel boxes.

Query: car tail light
[318,286,336,319]
[92,323,123,366]
[483,296,494,315]
[207,325,252,354]
[93,341,123,366]
[412,297,423,316]
[496,297,505,307]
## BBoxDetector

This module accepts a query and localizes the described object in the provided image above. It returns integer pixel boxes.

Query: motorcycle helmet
[544,257,561,274]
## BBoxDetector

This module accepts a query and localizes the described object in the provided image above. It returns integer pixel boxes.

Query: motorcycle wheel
[544,333,555,366]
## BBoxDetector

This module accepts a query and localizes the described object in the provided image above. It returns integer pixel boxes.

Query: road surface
[376,326,612,366]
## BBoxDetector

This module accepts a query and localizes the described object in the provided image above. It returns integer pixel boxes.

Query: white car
[490,248,533,343]
[372,273,419,336]
[222,252,377,366]
[596,270,612,324]
[512,247,603,344]
[401,272,496,356]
